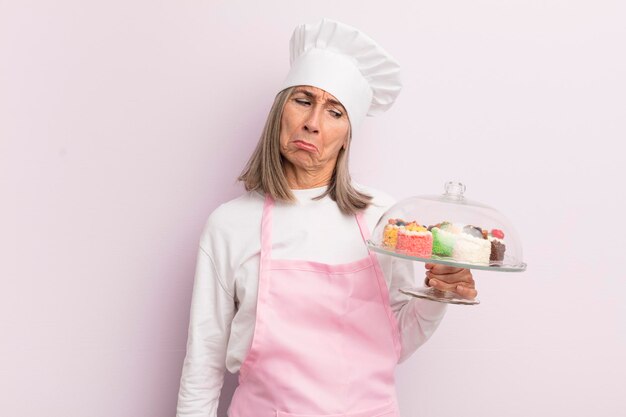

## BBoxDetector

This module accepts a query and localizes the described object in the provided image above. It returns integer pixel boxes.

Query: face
[279,85,351,176]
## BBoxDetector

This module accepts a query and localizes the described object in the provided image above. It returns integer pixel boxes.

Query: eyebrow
[293,88,346,111]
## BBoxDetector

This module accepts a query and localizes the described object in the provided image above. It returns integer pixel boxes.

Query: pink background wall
[1,1,624,416]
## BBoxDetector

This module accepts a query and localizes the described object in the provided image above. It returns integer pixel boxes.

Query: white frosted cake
[452,232,491,264]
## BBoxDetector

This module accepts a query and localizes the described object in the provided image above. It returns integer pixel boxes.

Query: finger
[428,278,467,292]
[454,284,478,300]
[429,264,465,275]
[426,270,474,286]
[425,263,435,270]
[429,278,476,293]
[429,279,478,299]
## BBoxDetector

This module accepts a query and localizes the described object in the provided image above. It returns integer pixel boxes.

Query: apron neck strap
[261,193,275,263]
[355,211,371,244]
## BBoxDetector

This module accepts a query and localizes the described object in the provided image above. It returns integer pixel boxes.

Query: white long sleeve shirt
[176,183,447,417]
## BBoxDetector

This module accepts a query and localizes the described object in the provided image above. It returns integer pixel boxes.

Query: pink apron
[228,194,402,417]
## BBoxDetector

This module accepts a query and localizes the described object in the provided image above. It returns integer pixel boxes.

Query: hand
[425,263,477,300]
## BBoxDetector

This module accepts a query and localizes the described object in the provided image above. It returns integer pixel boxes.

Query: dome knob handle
[443,181,466,199]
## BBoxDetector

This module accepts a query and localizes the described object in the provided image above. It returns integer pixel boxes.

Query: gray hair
[238,86,373,216]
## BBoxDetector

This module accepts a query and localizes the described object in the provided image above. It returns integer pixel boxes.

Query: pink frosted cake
[395,222,433,257]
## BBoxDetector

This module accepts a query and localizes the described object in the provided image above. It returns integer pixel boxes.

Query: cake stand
[366,181,527,305]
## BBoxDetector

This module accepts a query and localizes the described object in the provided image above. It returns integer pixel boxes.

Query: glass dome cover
[367,181,527,272]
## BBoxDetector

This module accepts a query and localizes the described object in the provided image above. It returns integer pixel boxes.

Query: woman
[177,18,477,417]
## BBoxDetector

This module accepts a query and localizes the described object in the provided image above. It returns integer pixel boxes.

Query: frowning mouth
[293,140,318,153]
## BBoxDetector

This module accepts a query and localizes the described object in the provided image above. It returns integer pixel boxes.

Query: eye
[329,109,342,118]
[294,98,310,106]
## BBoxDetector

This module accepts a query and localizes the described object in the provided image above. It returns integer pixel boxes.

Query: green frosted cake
[431,226,456,257]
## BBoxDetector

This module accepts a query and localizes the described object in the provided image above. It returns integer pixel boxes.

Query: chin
[290,153,317,168]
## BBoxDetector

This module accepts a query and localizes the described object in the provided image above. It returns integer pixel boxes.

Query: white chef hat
[278,18,402,136]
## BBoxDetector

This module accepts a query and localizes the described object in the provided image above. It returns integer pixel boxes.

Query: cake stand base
[400,286,480,305]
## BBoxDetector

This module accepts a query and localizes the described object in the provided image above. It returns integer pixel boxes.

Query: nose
[303,104,322,134]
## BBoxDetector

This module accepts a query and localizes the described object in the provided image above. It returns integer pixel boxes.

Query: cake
[452,227,492,264]
[395,222,433,257]
[430,226,457,257]
[488,229,506,262]
[382,219,404,249]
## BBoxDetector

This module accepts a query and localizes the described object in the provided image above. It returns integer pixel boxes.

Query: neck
[283,161,334,190]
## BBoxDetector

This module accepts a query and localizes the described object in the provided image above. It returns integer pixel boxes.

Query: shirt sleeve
[176,245,236,417]
[388,256,448,363]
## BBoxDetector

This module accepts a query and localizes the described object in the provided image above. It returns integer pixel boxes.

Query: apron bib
[228,194,402,417]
